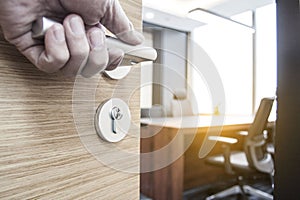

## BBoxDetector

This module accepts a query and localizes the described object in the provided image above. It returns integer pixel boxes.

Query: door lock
[95,98,131,143]
[110,106,123,134]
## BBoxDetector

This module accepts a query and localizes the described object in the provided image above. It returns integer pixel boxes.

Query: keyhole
[111,107,123,133]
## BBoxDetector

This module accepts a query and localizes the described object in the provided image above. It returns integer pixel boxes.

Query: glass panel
[191,11,253,115]
[255,4,277,119]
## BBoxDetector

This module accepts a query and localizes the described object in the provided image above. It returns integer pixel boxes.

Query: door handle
[32,17,157,79]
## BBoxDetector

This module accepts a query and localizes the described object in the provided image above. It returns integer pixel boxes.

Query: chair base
[205,184,273,200]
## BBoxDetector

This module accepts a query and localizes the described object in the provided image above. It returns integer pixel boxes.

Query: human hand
[0,0,144,77]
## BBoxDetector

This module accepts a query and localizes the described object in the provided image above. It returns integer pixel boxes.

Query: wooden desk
[140,115,275,200]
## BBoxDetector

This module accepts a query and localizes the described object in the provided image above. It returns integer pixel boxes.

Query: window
[255,4,277,118]
[190,11,253,115]
[189,4,277,116]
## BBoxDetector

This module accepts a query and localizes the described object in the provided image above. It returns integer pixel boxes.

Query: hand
[0,0,144,77]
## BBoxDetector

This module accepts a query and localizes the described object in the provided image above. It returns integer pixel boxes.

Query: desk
[140,115,275,200]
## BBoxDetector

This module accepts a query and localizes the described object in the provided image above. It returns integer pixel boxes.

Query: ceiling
[143,0,275,17]
[142,0,275,31]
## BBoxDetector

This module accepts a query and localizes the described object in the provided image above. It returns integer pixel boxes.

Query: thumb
[100,0,144,45]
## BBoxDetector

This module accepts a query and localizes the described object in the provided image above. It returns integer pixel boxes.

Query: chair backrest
[171,89,193,117]
[244,97,275,173]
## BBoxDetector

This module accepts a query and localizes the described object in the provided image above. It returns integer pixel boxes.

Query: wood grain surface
[0,0,142,199]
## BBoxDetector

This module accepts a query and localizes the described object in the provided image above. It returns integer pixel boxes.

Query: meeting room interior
[139,0,299,199]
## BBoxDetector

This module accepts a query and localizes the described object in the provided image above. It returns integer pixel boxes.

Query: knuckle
[94,57,109,68]
[38,53,69,73]
[55,51,70,64]
[70,44,89,58]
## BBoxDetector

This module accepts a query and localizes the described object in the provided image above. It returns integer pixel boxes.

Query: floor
[183,176,273,200]
[140,193,152,200]
[141,175,272,200]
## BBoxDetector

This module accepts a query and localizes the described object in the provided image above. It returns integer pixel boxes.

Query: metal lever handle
[32,17,157,66]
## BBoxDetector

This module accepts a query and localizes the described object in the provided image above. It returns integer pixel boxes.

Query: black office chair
[205,97,275,200]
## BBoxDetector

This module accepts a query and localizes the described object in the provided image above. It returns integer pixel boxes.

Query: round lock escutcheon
[95,98,131,143]
[104,66,132,80]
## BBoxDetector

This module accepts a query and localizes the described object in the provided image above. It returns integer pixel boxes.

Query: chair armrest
[208,136,238,144]
[208,136,237,174]
[236,130,269,138]
[237,130,248,136]
[266,143,275,154]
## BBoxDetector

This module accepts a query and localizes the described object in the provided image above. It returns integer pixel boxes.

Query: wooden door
[0,0,142,199]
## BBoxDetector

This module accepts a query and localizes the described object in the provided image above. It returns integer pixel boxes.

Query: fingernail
[53,24,65,42]
[89,30,104,49]
[129,22,145,44]
[70,16,85,35]
[135,31,145,44]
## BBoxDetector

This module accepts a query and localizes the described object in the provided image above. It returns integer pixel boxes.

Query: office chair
[171,89,193,117]
[205,97,275,200]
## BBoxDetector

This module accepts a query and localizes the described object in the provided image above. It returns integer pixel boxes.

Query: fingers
[19,13,125,77]
[1,0,143,77]
[59,0,144,45]
[21,14,90,75]
[20,23,69,73]
[37,24,69,73]
[81,28,125,77]
[55,15,124,77]
[80,27,109,78]
[60,14,90,77]
[26,14,91,76]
